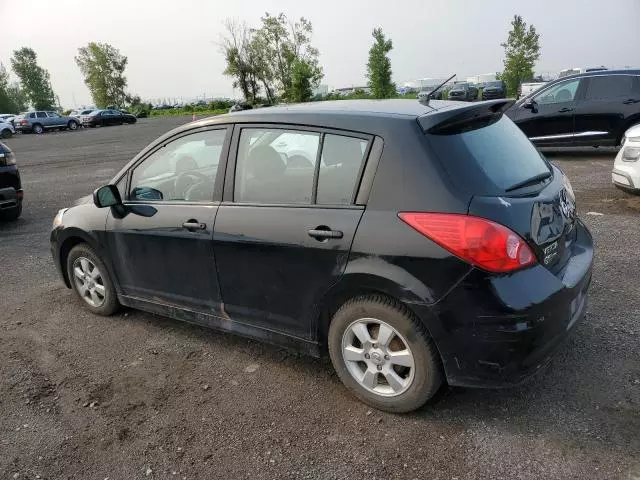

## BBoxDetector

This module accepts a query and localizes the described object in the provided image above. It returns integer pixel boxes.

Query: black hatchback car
[507,69,640,147]
[0,141,22,220]
[51,100,593,412]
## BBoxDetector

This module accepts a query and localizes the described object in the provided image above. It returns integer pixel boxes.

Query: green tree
[75,42,129,108]
[10,47,56,110]
[500,15,541,97]
[289,59,314,102]
[221,13,323,104]
[367,28,395,99]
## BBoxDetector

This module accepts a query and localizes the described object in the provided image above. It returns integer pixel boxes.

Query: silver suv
[14,111,80,134]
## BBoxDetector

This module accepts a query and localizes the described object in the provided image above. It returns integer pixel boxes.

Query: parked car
[81,109,137,127]
[14,111,80,134]
[50,99,593,413]
[0,141,22,220]
[506,69,640,147]
[518,81,548,100]
[0,114,16,126]
[229,103,253,113]
[0,119,15,138]
[612,123,640,194]
[447,82,478,101]
[70,108,96,120]
[417,85,447,103]
[481,80,507,100]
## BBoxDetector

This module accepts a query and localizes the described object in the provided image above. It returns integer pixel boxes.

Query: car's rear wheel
[0,128,12,139]
[68,120,78,130]
[328,295,442,413]
[66,244,119,316]
[32,123,44,134]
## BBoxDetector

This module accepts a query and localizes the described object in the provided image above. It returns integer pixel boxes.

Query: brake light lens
[0,151,16,166]
[398,212,536,273]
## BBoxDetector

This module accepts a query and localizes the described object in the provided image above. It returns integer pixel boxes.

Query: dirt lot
[1,118,638,480]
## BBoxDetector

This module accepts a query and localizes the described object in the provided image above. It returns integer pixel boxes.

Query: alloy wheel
[72,257,106,307]
[341,318,415,397]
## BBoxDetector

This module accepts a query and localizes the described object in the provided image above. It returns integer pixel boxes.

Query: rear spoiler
[418,100,515,135]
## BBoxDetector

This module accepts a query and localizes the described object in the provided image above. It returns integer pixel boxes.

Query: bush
[149,107,227,117]
[62,109,72,116]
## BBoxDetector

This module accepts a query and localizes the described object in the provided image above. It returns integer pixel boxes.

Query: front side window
[586,75,634,100]
[129,129,227,202]
[534,79,580,105]
[235,128,320,204]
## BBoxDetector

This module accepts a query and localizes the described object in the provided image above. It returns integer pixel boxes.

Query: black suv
[447,82,478,102]
[507,70,640,147]
[482,80,506,100]
[50,100,593,412]
[0,142,22,220]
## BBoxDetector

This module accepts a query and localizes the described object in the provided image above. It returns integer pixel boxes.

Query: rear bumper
[418,220,594,388]
[0,186,22,210]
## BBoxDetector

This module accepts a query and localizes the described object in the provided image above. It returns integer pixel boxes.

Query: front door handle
[182,220,206,230]
[308,227,343,240]
[623,98,639,105]
[558,107,573,113]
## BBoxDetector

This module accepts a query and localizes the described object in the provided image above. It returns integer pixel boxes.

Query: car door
[35,111,49,128]
[572,74,640,146]
[212,125,372,339]
[47,112,64,127]
[104,127,230,313]
[511,78,583,146]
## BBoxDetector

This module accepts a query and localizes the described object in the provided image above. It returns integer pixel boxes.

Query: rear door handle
[182,220,206,230]
[308,228,343,240]
[558,107,573,113]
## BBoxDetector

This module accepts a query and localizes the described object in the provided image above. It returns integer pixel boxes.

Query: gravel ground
[0,118,638,480]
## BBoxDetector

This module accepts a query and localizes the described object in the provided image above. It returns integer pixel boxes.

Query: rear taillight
[398,212,536,273]
[0,151,16,166]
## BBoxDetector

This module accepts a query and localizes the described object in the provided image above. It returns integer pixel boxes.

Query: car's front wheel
[328,295,443,413]
[0,128,12,139]
[68,120,78,130]
[66,244,119,316]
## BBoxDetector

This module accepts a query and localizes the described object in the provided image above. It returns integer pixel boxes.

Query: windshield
[486,81,503,88]
[426,115,551,195]
[451,83,468,90]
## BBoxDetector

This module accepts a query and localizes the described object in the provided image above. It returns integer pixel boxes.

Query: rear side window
[36,112,47,118]
[317,134,367,204]
[427,115,550,194]
[586,75,634,100]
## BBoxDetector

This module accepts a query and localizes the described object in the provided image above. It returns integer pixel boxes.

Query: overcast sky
[1,0,638,107]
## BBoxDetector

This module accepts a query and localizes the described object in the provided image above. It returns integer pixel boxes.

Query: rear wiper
[504,171,552,192]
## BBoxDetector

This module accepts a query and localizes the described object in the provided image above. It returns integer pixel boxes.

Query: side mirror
[93,185,122,208]
[131,186,163,201]
[523,100,535,109]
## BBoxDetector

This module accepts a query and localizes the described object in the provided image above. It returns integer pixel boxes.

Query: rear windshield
[426,115,550,195]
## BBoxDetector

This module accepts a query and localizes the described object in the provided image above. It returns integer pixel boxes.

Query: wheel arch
[314,271,444,354]
[57,229,104,288]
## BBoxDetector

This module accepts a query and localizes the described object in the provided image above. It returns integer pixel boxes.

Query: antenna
[423,73,456,105]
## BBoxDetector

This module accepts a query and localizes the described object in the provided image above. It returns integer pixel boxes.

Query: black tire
[66,243,119,316]
[67,120,78,130]
[0,128,12,139]
[0,202,21,221]
[32,123,44,134]
[328,295,442,413]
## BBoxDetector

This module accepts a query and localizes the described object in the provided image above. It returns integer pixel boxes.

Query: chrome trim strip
[530,131,608,141]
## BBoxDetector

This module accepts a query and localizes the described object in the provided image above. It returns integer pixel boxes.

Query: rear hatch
[421,102,578,273]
